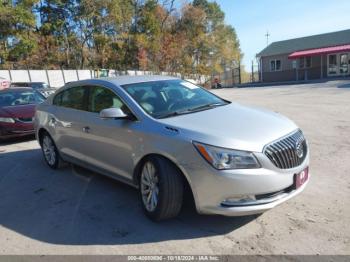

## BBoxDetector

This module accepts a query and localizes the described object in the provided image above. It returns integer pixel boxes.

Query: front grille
[264,129,307,169]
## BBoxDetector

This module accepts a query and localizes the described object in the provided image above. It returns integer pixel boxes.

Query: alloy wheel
[42,136,56,166]
[141,162,159,212]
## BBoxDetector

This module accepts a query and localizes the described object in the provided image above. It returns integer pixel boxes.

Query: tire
[41,132,64,169]
[139,156,184,221]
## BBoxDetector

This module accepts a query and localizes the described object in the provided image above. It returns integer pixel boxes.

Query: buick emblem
[295,141,304,158]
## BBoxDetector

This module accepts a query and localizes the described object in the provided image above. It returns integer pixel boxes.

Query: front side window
[122,80,228,119]
[58,86,87,111]
[88,86,130,114]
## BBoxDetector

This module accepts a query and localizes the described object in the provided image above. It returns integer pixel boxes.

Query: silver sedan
[34,75,309,221]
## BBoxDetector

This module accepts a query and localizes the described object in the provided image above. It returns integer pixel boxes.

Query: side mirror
[99,108,128,119]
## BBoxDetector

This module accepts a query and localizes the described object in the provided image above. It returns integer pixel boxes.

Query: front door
[78,85,138,180]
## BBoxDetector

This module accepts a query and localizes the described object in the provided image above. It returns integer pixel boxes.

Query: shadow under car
[0,148,256,245]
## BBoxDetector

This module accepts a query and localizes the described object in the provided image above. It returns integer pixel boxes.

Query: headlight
[0,117,15,123]
[193,141,261,170]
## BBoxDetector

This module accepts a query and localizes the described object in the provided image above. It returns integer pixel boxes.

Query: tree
[0,0,38,68]
[0,0,242,78]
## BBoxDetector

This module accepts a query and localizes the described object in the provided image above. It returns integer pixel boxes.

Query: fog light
[222,195,256,206]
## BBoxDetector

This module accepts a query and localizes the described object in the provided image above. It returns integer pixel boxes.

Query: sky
[214,0,350,68]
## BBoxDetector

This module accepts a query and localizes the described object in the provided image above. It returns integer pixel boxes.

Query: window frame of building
[327,54,338,75]
[270,59,282,72]
[339,53,349,74]
[299,56,312,69]
[305,56,312,68]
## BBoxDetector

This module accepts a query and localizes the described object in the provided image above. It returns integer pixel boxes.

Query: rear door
[51,86,89,161]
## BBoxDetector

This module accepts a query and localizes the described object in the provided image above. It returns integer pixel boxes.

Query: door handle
[82,126,90,133]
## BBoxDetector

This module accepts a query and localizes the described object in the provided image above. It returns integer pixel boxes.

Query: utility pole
[265,31,270,46]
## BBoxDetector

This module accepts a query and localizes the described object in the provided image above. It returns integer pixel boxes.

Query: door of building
[327,53,350,76]
[339,53,349,75]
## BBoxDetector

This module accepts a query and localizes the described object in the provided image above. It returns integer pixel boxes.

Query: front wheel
[41,133,64,169]
[139,156,184,221]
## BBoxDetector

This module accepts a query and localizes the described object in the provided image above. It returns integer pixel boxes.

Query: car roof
[12,82,46,84]
[0,87,33,93]
[56,75,180,95]
[97,75,179,86]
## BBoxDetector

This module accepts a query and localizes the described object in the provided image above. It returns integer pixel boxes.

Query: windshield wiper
[188,102,226,112]
[158,103,227,119]
[157,109,193,119]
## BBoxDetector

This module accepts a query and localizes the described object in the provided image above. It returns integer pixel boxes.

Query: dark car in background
[11,82,56,98]
[0,88,45,140]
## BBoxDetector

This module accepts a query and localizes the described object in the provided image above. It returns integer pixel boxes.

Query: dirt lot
[0,80,349,255]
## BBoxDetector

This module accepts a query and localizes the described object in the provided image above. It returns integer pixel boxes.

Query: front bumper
[180,150,310,216]
[0,123,35,139]
[201,178,309,216]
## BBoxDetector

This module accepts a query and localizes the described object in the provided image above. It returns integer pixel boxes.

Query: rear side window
[53,86,87,111]
[53,92,62,106]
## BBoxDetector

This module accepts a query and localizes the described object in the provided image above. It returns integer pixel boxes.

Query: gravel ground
[0,80,349,255]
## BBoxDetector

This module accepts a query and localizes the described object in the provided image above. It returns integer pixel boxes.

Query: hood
[158,103,298,152]
[0,104,36,118]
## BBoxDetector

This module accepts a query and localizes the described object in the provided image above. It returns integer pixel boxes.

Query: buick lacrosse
[34,76,309,221]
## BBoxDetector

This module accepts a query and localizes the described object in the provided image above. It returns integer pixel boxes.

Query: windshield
[122,80,228,118]
[0,90,45,107]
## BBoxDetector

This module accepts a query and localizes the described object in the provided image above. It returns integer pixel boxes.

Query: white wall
[0,70,11,80]
[0,69,205,88]
[63,70,78,83]
[77,70,92,80]
[47,70,65,88]
[29,70,48,83]
[11,70,31,82]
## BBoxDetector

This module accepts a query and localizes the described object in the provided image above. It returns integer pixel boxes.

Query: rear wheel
[139,156,184,221]
[41,133,64,169]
